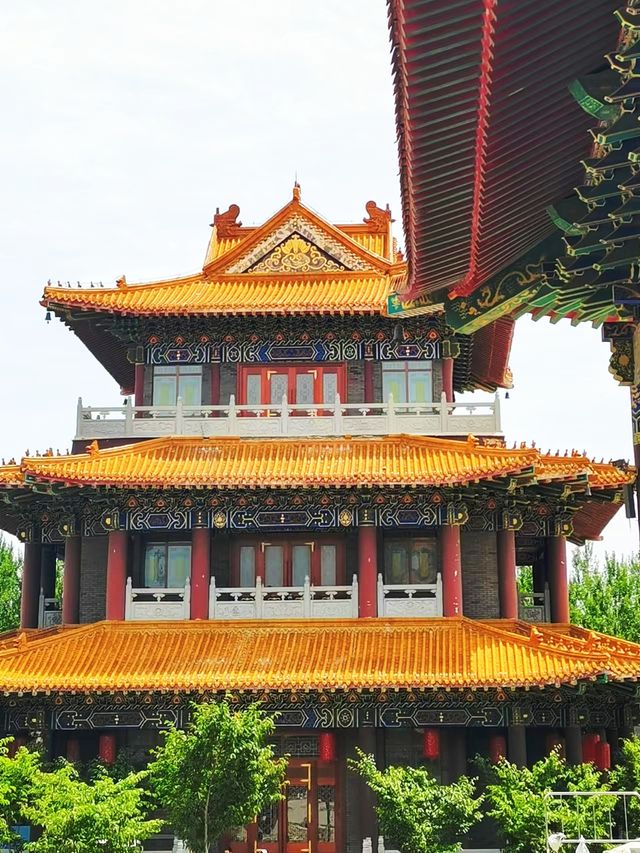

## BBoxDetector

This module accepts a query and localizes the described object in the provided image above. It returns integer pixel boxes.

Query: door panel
[239,366,346,410]
[264,545,285,587]
[292,544,312,587]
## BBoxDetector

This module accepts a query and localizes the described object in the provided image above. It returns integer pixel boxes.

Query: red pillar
[443,358,454,403]
[66,736,81,763]
[20,543,42,629]
[358,525,378,617]
[191,527,210,620]
[211,364,220,406]
[98,733,117,765]
[134,363,145,407]
[547,536,569,623]
[105,530,128,620]
[489,733,507,763]
[62,536,81,625]
[497,530,518,619]
[441,525,463,616]
[364,361,375,404]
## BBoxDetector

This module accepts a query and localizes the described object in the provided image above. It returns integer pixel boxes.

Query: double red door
[229,758,339,853]
[239,365,346,410]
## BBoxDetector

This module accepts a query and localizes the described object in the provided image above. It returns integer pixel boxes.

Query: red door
[231,539,345,588]
[228,757,339,853]
[239,365,346,413]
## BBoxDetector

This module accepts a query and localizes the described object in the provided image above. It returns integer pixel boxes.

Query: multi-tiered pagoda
[0,187,637,852]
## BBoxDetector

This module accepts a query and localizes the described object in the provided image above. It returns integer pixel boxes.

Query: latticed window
[143,543,191,588]
[384,538,438,585]
[152,364,202,406]
[382,360,433,404]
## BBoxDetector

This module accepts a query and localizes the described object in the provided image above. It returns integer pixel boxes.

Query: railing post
[386,392,396,433]
[208,577,216,619]
[175,396,184,433]
[351,574,359,617]
[38,588,45,629]
[256,576,264,618]
[124,576,132,621]
[440,391,448,431]
[333,392,343,435]
[281,393,289,436]
[124,396,133,436]
[183,577,191,620]
[494,391,501,433]
[303,575,311,617]
[377,573,384,617]
[228,394,237,435]
[76,397,84,437]
[435,572,443,616]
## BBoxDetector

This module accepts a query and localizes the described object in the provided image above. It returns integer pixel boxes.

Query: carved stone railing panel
[124,577,191,621]
[76,392,502,439]
[377,573,443,617]
[38,591,62,628]
[518,587,550,623]
[209,575,358,619]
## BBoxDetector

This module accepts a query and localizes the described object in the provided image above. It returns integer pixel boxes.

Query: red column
[547,536,569,623]
[489,733,507,763]
[105,530,128,620]
[497,530,518,619]
[441,525,463,616]
[66,736,81,763]
[134,363,145,407]
[364,361,375,404]
[211,364,220,406]
[20,543,42,629]
[358,525,378,617]
[98,733,117,765]
[443,358,454,403]
[62,536,81,625]
[191,528,210,620]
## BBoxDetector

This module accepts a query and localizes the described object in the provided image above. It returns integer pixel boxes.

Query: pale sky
[0,1,636,561]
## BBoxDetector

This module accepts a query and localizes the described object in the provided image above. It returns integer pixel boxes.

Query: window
[144,543,191,588]
[382,360,433,405]
[384,538,438,585]
[152,364,202,406]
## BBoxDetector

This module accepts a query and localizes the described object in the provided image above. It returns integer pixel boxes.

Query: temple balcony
[75,392,502,440]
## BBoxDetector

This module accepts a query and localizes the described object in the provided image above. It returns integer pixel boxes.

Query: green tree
[482,750,615,853]
[24,763,161,853]
[0,536,21,632]
[609,735,640,837]
[0,739,40,846]
[150,701,286,853]
[349,749,483,853]
[570,545,640,642]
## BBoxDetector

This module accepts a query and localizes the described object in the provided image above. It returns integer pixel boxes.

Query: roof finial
[293,179,301,201]
[116,275,127,289]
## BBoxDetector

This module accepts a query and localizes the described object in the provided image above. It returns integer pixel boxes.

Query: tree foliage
[24,763,161,853]
[609,735,640,837]
[569,545,640,642]
[482,750,615,853]
[349,749,483,853]
[0,536,21,633]
[0,739,40,846]
[150,701,286,853]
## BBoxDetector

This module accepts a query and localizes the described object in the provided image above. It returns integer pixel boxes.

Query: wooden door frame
[230,536,346,587]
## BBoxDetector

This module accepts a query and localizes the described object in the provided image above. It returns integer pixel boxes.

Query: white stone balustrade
[75,392,501,440]
[518,587,550,623]
[38,590,62,628]
[377,572,443,617]
[209,575,359,620]
[124,577,191,621]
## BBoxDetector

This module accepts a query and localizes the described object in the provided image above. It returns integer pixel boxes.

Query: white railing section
[38,590,62,628]
[124,577,191,621]
[518,585,550,623]
[209,575,358,620]
[75,392,501,439]
[377,572,442,617]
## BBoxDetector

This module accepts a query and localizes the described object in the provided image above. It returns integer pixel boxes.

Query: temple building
[0,186,638,852]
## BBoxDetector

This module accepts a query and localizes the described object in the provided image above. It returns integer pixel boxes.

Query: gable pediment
[223,214,373,274]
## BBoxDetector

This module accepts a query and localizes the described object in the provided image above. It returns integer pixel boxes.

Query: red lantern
[423,728,440,760]
[318,732,336,762]
[98,734,117,765]
[595,741,611,771]
[582,733,600,764]
[489,734,507,764]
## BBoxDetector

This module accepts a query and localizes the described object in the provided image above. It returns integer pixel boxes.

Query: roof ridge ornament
[212,204,242,237]
[364,200,393,233]
[292,182,301,201]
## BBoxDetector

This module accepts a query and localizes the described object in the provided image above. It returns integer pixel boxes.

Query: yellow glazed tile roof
[0,618,636,695]
[10,435,544,489]
[42,273,393,316]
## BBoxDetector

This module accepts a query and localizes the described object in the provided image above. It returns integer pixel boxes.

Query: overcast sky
[0,1,637,561]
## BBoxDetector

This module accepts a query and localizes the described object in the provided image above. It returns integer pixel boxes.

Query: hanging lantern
[582,733,600,764]
[318,732,336,762]
[98,734,117,766]
[423,728,440,760]
[489,734,507,764]
[595,741,611,772]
